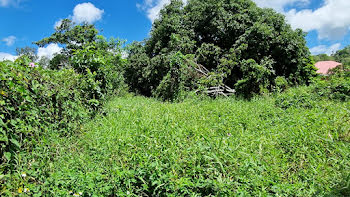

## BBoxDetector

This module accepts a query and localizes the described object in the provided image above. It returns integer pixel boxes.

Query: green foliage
[275,86,318,109]
[126,0,317,100]
[312,53,335,62]
[70,36,127,100]
[274,76,289,92]
[235,57,275,97]
[47,54,68,70]
[154,52,200,101]
[36,20,128,98]
[275,70,350,109]
[334,45,350,65]
[34,19,98,53]
[0,59,92,176]
[313,73,350,101]
[4,95,349,196]
[2,2,350,196]
[34,19,99,69]
[0,43,126,187]
[16,47,38,62]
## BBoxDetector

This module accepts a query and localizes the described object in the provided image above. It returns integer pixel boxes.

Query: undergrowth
[2,92,349,196]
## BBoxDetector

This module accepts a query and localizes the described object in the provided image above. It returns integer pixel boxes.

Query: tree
[16,46,38,62]
[126,0,317,99]
[334,45,350,65]
[35,19,98,52]
[34,19,99,69]
[37,56,50,68]
[34,18,126,98]
[312,54,335,62]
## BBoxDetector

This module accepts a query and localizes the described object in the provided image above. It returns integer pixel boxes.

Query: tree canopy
[35,19,98,53]
[313,54,335,62]
[16,46,38,62]
[312,45,350,66]
[334,45,350,65]
[34,19,124,71]
[126,0,316,99]
[33,19,126,98]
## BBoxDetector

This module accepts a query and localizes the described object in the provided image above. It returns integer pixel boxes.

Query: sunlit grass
[8,94,350,196]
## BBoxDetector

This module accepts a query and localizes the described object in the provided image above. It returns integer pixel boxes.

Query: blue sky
[1,0,350,60]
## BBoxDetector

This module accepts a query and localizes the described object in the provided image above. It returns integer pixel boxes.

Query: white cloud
[0,0,22,7]
[138,0,307,22]
[253,1,350,41]
[139,0,350,43]
[310,43,341,55]
[139,0,350,41]
[0,0,10,6]
[2,36,16,46]
[0,52,17,61]
[147,0,171,23]
[137,0,187,22]
[54,19,63,29]
[284,0,350,40]
[72,2,104,24]
[37,43,62,59]
[253,0,309,12]
[53,3,103,29]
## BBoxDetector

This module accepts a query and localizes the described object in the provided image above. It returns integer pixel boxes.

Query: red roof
[315,61,342,75]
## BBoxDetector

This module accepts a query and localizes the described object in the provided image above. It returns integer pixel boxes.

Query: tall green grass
[2,94,350,196]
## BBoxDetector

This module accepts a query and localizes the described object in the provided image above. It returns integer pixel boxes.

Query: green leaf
[0,132,8,143]
[4,152,11,161]
[10,138,21,149]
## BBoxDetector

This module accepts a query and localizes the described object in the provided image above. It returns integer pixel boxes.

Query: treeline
[313,45,350,65]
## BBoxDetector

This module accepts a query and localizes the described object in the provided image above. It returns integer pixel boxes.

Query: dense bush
[313,68,350,101]
[275,86,319,109]
[0,58,86,174]
[1,20,127,181]
[275,67,350,109]
[334,45,350,65]
[125,0,317,100]
[70,36,127,100]
[1,52,125,181]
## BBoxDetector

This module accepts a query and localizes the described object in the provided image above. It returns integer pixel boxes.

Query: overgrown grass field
[7,93,350,196]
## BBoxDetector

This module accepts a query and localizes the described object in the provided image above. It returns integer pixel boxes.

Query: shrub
[153,52,200,101]
[0,50,126,176]
[274,76,289,92]
[234,58,275,98]
[70,36,127,100]
[0,58,91,174]
[275,86,319,109]
[312,67,350,101]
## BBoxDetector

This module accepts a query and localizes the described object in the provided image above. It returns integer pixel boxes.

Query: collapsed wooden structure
[187,59,236,97]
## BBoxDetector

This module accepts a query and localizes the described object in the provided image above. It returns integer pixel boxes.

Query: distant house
[315,61,342,75]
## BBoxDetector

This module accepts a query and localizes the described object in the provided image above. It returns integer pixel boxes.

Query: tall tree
[333,45,350,65]
[34,19,99,68]
[126,0,316,99]
[35,19,98,53]
[16,46,38,62]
